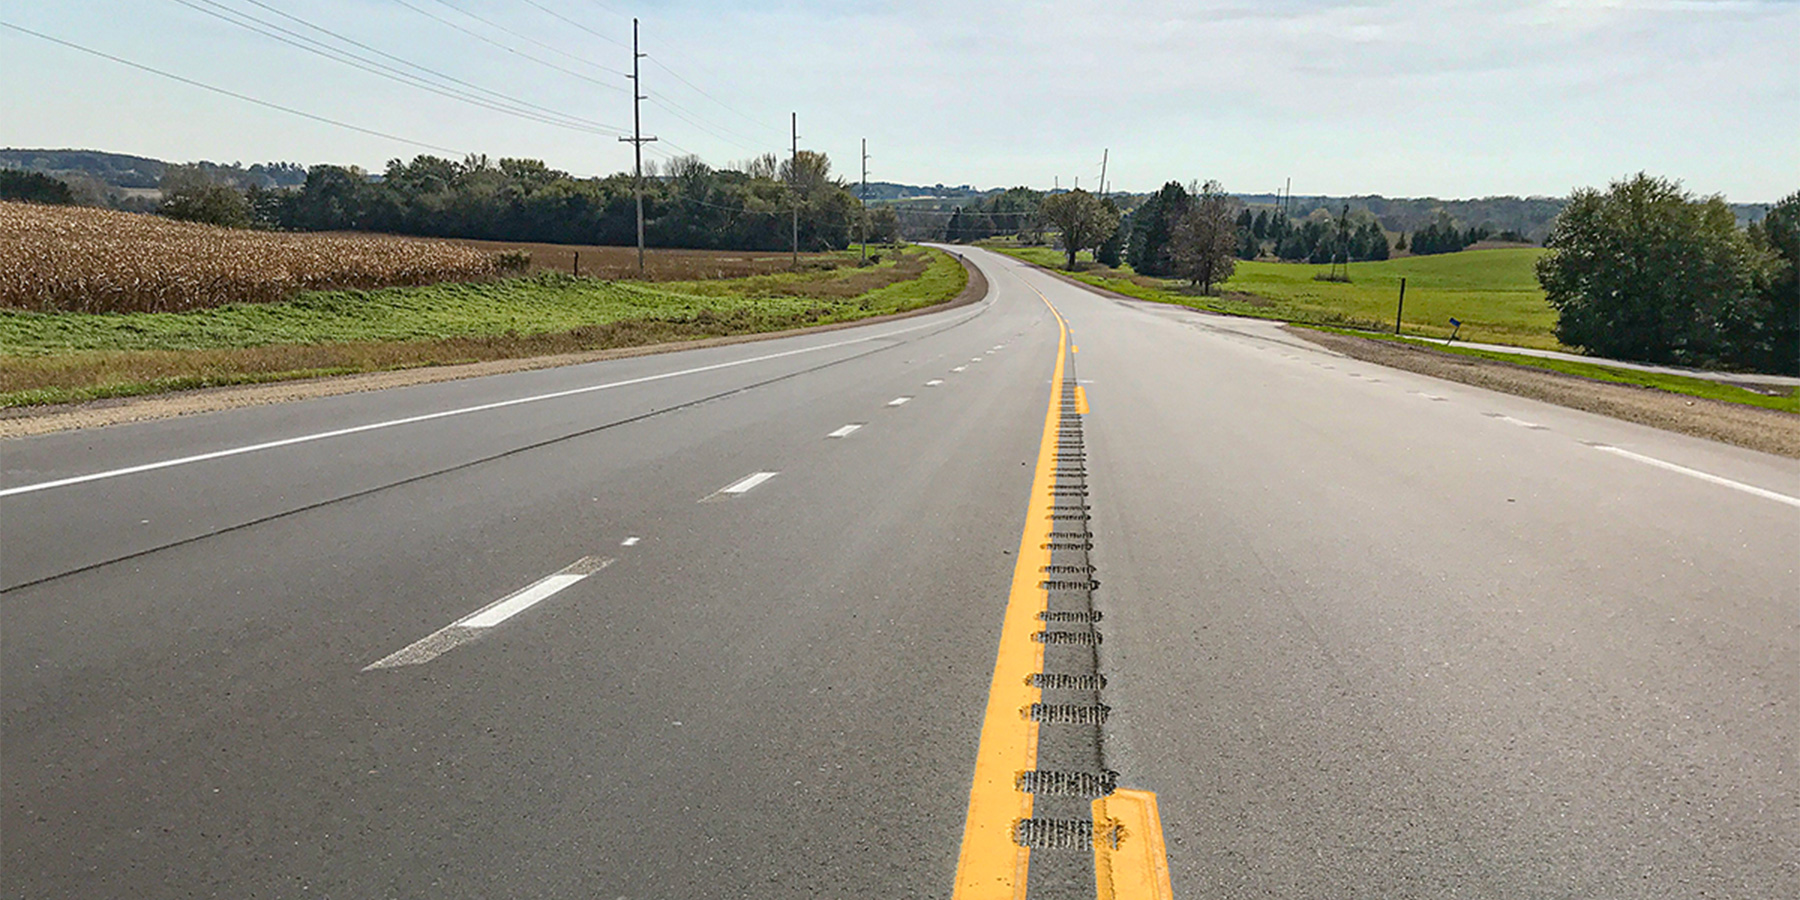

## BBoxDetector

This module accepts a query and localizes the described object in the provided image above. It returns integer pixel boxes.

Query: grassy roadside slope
[1,246,966,407]
[993,244,1557,348]
[991,244,1795,412]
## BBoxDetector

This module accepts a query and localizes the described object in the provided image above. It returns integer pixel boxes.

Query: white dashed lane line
[952,366,968,373]
[926,379,944,387]
[620,536,640,547]
[828,424,864,438]
[711,471,779,498]
[888,397,912,407]
[1589,445,1800,509]
[1487,413,1549,430]
[365,555,612,670]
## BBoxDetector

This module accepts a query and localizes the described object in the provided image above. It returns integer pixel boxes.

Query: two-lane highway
[4,246,1795,898]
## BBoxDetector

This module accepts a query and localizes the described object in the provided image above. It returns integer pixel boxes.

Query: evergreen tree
[1252,209,1270,240]
[1126,181,1190,276]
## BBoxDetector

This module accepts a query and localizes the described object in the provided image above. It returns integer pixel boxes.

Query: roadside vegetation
[0,244,964,407]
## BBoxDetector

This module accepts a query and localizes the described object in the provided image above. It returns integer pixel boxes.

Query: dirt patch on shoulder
[1293,328,1800,458]
[0,254,987,440]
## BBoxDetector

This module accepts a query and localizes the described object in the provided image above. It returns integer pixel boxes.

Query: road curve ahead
[4,246,1795,898]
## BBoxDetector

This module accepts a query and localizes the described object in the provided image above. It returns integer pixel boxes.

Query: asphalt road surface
[4,246,1795,898]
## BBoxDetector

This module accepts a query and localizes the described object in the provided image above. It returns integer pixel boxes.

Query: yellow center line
[955,269,1173,899]
[952,280,1069,898]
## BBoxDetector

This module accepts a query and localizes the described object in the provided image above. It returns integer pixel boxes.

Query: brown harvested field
[443,238,880,281]
[0,201,516,314]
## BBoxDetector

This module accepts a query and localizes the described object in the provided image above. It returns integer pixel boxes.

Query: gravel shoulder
[0,255,987,440]
[1293,328,1800,458]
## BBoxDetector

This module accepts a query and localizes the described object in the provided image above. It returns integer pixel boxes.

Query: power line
[425,0,630,77]
[0,20,468,155]
[567,0,780,140]
[166,0,629,136]
[645,57,781,140]
[385,0,623,88]
[512,0,628,51]
[224,0,628,129]
[646,96,770,156]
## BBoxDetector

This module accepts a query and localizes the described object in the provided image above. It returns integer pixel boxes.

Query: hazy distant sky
[4,1,1796,200]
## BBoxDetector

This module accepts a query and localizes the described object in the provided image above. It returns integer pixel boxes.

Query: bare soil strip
[0,256,987,439]
[1294,329,1800,458]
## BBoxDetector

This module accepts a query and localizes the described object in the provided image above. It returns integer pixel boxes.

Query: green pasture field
[992,244,1559,350]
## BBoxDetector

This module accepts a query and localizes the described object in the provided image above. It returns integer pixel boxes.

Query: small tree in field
[1039,189,1118,269]
[1170,180,1239,293]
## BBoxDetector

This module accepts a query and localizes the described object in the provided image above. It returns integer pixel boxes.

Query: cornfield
[0,201,518,314]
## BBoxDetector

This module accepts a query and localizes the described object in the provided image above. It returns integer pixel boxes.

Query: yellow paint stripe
[1072,345,1080,354]
[952,283,1071,899]
[1074,385,1090,416]
[1093,789,1173,900]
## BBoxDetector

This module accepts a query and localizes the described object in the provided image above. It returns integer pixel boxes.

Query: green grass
[1316,328,1798,413]
[0,248,963,356]
[992,245,1561,350]
[1,247,967,406]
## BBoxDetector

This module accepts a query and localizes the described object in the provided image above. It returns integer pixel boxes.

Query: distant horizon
[4,1,1793,204]
[3,146,1784,208]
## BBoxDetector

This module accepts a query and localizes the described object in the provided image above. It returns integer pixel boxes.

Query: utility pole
[1283,177,1292,217]
[618,18,657,272]
[860,137,870,264]
[790,112,800,268]
[1099,148,1108,198]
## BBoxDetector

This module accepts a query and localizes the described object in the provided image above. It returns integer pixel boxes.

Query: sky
[3,0,1796,201]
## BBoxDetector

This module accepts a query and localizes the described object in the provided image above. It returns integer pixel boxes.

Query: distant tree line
[0,170,76,205]
[140,153,891,253]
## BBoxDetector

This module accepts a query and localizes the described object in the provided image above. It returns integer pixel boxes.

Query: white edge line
[364,556,610,670]
[719,471,778,494]
[1590,445,1800,509]
[2,307,986,499]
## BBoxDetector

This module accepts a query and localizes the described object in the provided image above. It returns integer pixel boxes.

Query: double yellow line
[951,280,1171,899]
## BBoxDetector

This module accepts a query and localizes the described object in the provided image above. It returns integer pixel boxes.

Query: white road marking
[620,536,640,546]
[1590,445,1800,509]
[0,311,983,499]
[365,556,611,670]
[971,357,983,362]
[925,379,945,386]
[827,424,863,438]
[888,396,912,406]
[991,345,1004,351]
[718,471,779,494]
[1488,413,1548,430]
[952,366,968,372]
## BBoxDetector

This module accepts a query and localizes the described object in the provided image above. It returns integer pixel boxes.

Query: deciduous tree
[1537,173,1771,368]
[1170,180,1239,293]
[1038,189,1119,269]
